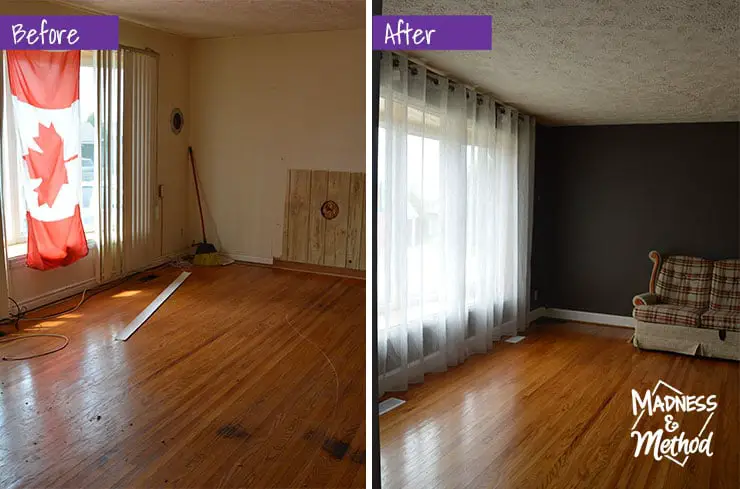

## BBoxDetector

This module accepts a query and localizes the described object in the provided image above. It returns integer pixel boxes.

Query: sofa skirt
[633,321,740,361]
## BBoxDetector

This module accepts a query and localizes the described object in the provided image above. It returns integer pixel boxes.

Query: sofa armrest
[633,293,659,307]
[648,250,662,294]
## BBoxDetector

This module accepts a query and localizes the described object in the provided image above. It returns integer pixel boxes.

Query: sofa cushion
[701,310,740,332]
[710,259,740,312]
[655,256,712,309]
[633,304,702,327]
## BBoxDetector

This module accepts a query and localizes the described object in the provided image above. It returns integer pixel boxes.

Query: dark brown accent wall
[530,122,740,316]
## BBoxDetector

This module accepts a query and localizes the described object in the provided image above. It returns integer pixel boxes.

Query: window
[378,95,499,332]
[1,51,99,258]
[79,58,98,234]
[378,100,444,328]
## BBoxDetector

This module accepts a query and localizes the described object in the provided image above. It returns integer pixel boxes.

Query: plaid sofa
[632,251,740,361]
[703,259,740,331]
[633,253,712,327]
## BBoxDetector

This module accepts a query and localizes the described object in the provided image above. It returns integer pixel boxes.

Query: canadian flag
[7,51,88,270]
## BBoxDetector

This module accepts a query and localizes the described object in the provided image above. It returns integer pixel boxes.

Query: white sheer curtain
[378,53,536,394]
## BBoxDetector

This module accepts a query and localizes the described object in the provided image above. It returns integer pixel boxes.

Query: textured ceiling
[58,0,365,38]
[386,0,740,125]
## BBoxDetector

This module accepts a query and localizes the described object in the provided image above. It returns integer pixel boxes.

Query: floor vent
[505,335,526,344]
[379,397,406,416]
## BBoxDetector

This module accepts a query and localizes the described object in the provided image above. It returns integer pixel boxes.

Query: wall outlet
[534,289,539,301]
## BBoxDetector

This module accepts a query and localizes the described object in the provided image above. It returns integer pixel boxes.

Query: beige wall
[2,1,191,304]
[189,29,365,261]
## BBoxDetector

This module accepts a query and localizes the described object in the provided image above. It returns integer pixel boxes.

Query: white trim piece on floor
[544,308,636,329]
[222,253,274,265]
[505,335,527,344]
[379,397,406,416]
[115,271,191,341]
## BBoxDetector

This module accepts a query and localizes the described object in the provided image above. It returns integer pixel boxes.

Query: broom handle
[188,146,208,243]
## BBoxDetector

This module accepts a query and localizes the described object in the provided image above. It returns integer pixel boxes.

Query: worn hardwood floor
[380,321,739,489]
[0,263,365,488]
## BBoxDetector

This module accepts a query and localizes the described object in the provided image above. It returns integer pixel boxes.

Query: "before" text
[12,18,79,47]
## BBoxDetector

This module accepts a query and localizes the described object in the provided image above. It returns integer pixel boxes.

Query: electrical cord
[0,333,70,361]
[169,257,194,270]
[14,289,89,322]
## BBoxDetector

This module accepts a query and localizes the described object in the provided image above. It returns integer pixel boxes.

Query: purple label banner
[373,15,492,50]
[0,16,119,50]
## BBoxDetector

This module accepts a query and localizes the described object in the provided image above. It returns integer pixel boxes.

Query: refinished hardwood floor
[0,263,365,488]
[380,321,739,489]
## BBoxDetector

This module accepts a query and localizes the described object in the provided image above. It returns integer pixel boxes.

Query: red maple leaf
[23,123,77,208]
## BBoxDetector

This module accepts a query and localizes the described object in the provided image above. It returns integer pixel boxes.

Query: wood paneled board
[282,169,365,270]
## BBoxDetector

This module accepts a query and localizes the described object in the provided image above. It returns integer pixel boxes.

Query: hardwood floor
[379,321,739,489]
[0,263,365,488]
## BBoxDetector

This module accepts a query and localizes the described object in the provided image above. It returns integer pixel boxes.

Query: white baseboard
[544,308,635,328]
[222,253,273,265]
[16,249,190,315]
[19,278,99,312]
[127,248,190,275]
[528,307,546,323]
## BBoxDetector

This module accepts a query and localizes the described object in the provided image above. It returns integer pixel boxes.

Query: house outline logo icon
[630,379,716,467]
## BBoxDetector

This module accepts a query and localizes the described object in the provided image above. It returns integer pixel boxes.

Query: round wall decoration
[321,200,339,220]
[170,108,184,134]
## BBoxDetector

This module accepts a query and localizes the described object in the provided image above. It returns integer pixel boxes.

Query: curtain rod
[119,44,160,57]
[384,51,533,119]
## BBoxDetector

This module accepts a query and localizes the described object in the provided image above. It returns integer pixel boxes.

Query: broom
[188,146,220,266]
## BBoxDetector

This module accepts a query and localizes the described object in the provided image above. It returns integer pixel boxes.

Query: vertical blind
[98,46,159,281]
[97,49,124,282]
[121,47,159,273]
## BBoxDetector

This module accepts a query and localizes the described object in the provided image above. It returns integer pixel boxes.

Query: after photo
[371,1,739,488]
